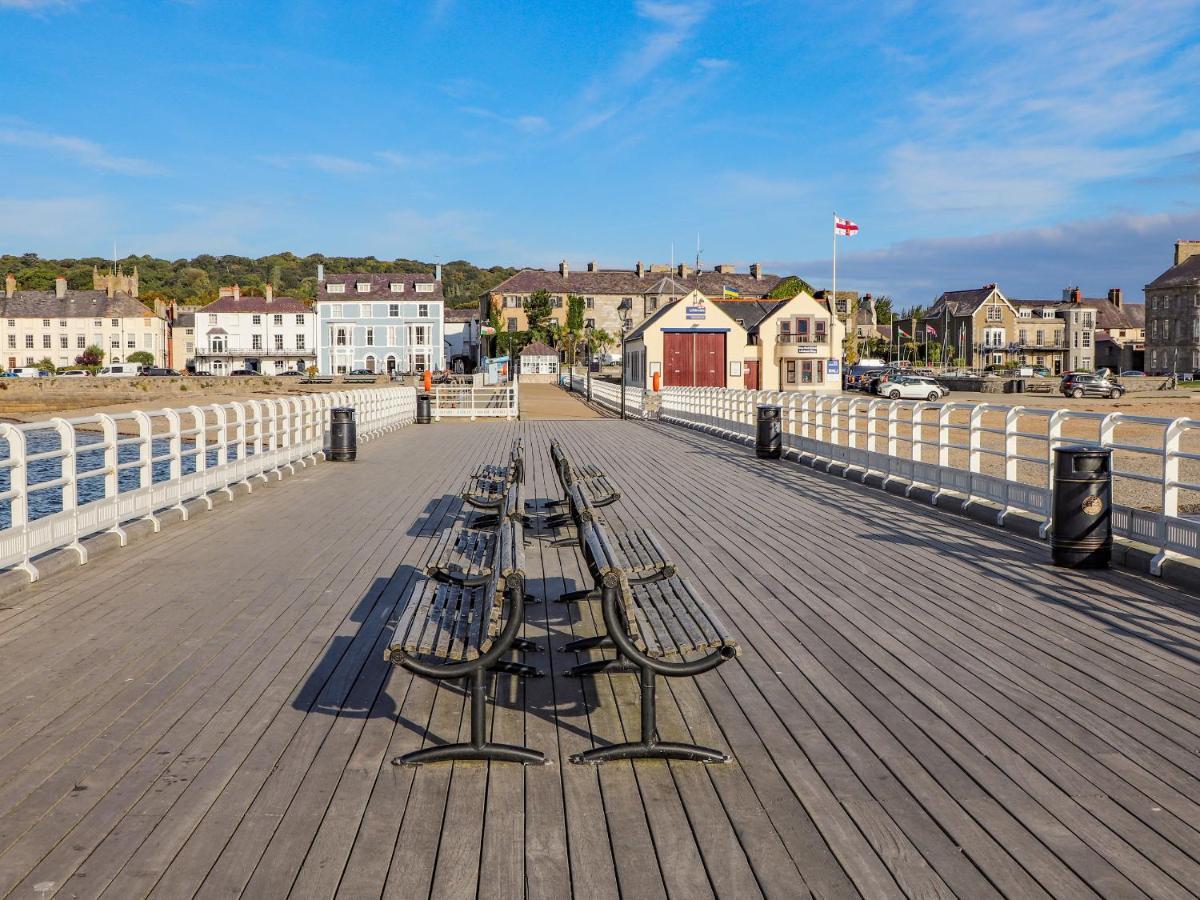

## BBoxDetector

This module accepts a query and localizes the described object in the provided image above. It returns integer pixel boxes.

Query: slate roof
[174,313,196,329]
[489,268,782,299]
[519,341,558,357]
[199,295,310,315]
[714,299,786,332]
[1146,254,1200,289]
[929,286,999,316]
[1009,297,1145,331]
[444,307,477,322]
[317,272,444,301]
[0,290,156,319]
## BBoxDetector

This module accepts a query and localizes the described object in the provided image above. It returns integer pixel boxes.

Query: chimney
[4,273,14,299]
[587,260,598,272]
[435,263,442,281]
[750,262,762,280]
[1175,240,1200,266]
[55,276,67,299]
[1072,287,1081,304]
[265,283,274,303]
[677,263,691,278]
[635,260,644,278]
[317,263,325,284]
[715,263,736,274]
[105,273,114,298]
[130,266,139,299]
[233,284,241,301]
[559,259,569,278]
[1108,287,1123,308]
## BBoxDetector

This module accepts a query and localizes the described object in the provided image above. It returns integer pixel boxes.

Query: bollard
[1050,445,1111,568]
[652,371,661,392]
[755,404,782,459]
[416,393,432,424]
[329,407,357,461]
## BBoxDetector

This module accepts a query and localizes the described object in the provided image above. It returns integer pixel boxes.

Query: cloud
[375,149,493,169]
[459,106,549,134]
[696,57,731,71]
[719,172,808,201]
[0,128,164,175]
[0,0,81,11]
[775,208,1200,306]
[260,153,374,175]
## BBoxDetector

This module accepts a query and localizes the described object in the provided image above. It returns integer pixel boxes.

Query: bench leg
[565,657,638,677]
[557,587,599,603]
[562,634,612,653]
[570,665,729,765]
[511,637,541,652]
[488,660,543,677]
[544,513,572,528]
[393,668,545,766]
[472,514,499,529]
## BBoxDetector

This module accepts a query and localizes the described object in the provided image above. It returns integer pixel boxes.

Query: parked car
[13,367,50,378]
[277,370,304,377]
[1060,372,1124,399]
[192,370,213,376]
[229,368,257,376]
[0,371,17,378]
[142,367,181,376]
[348,368,375,376]
[97,363,145,377]
[878,375,948,401]
[56,369,90,377]
[1120,370,1145,377]
[1031,366,1052,377]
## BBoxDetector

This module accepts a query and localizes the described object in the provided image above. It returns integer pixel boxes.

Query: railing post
[50,418,87,564]
[133,410,160,530]
[3,427,37,580]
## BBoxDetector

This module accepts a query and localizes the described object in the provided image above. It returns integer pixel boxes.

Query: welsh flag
[926,324,937,336]
[897,327,911,339]
[834,215,859,236]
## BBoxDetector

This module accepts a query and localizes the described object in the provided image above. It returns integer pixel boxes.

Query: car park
[1060,372,1124,399]
[878,375,948,401]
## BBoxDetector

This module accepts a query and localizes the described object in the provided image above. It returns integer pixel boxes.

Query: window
[58,320,66,327]
[110,337,119,349]
[296,314,305,325]
[507,317,518,331]
[504,295,521,308]
[418,304,429,317]
[252,334,263,350]
[815,320,828,342]
[801,360,813,383]
[5,336,13,349]
[816,360,825,383]
[1035,329,1044,346]
[42,319,50,327]
[331,304,343,317]
[1042,309,1056,319]
[60,336,68,349]
[1082,331,1092,348]
[356,282,371,293]
[111,318,119,327]
[296,334,305,350]
[552,296,563,308]
[5,319,12,327]
[586,297,594,309]
[209,314,218,324]
[127,337,136,348]
[93,319,102,327]
[648,297,658,312]
[335,327,348,346]
[43,335,51,349]
[415,282,434,293]
[327,282,346,294]
[366,328,375,346]
[586,318,595,329]
[986,305,1002,322]
[274,334,284,350]
[390,282,404,293]
[796,318,810,340]
[389,303,400,317]
[211,336,225,352]
[273,314,283,326]
[252,314,262,325]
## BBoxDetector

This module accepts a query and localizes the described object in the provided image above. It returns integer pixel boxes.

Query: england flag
[834,215,859,236]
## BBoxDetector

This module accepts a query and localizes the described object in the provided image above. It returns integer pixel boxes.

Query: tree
[127,350,155,366]
[766,275,817,299]
[523,290,553,339]
[76,345,104,367]
[565,295,585,367]
[590,328,615,363]
[873,295,895,325]
[926,343,942,365]
[35,357,57,374]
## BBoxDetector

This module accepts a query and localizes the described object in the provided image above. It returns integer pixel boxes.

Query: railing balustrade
[429,383,518,419]
[659,386,1200,573]
[0,386,417,579]
[562,372,644,416]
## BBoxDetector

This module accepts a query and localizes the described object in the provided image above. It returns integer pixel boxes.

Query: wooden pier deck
[1,417,1199,898]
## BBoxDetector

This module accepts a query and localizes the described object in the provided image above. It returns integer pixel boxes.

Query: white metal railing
[0,387,417,580]
[660,387,1200,573]
[562,372,644,417]
[430,382,518,419]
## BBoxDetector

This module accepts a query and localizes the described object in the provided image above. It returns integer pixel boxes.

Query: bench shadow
[408,494,461,537]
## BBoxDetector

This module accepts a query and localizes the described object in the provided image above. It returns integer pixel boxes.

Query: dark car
[277,370,304,377]
[348,368,375,376]
[1060,372,1124,399]
[229,368,258,376]
[142,367,181,376]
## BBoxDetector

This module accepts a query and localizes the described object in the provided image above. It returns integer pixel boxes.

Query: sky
[1,0,1199,305]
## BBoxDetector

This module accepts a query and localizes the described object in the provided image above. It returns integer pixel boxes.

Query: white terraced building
[193,285,317,375]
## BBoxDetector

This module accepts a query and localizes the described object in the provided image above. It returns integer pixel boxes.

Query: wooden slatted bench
[426,527,495,586]
[386,518,545,766]
[473,438,524,486]
[569,558,740,765]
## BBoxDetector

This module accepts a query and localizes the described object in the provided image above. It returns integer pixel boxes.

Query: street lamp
[617,298,633,420]
[584,321,594,402]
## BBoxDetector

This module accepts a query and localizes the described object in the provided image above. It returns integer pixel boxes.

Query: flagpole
[832,213,838,361]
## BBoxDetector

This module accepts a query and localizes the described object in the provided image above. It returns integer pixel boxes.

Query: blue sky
[2,0,1199,305]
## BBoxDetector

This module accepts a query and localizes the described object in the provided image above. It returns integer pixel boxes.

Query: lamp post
[584,322,593,402]
[617,298,632,419]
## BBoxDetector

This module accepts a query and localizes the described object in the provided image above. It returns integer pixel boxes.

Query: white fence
[0,387,417,580]
[563,372,644,417]
[430,382,518,419]
[660,387,1200,573]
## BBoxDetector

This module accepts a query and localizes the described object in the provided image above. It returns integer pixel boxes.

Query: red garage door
[663,332,726,387]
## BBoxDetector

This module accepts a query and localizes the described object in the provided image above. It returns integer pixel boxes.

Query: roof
[1146,254,1200,289]
[489,267,782,299]
[0,290,156,320]
[199,295,309,315]
[519,340,557,357]
[1008,297,1145,331]
[444,307,477,322]
[626,298,685,341]
[317,272,444,301]
[713,299,786,332]
[174,312,195,328]
[929,286,999,316]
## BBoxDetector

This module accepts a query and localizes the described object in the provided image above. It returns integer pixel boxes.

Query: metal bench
[300,376,334,384]
[464,476,527,530]
[473,438,524,486]
[386,518,544,766]
[569,548,739,765]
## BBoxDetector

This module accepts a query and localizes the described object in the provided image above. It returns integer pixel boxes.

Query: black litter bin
[416,393,432,424]
[756,404,782,459]
[1051,445,1112,568]
[1014,378,1026,394]
[329,407,357,461]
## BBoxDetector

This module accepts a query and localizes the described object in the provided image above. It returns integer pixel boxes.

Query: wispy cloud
[0,0,82,11]
[0,127,164,175]
[719,172,808,202]
[460,106,549,134]
[260,153,374,175]
[375,149,493,169]
[778,208,1200,305]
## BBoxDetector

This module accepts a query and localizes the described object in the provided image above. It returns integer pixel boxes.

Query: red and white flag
[834,215,859,236]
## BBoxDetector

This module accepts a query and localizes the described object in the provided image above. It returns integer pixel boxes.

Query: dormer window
[415,282,434,293]
[356,282,371,293]
[326,283,345,294]
[390,282,404,293]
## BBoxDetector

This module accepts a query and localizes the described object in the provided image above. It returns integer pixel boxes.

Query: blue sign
[826,359,841,375]
[685,305,706,320]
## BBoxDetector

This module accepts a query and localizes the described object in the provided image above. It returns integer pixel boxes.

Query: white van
[12,367,49,378]
[96,363,145,377]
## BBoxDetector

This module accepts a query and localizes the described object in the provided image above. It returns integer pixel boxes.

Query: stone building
[1145,240,1200,375]
[482,260,784,351]
[0,272,166,370]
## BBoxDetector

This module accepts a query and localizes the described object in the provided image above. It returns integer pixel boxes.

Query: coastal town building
[1144,240,1200,374]
[443,307,480,373]
[193,284,317,375]
[169,312,196,372]
[1,272,166,370]
[517,340,559,382]
[316,266,445,375]
[483,260,784,342]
